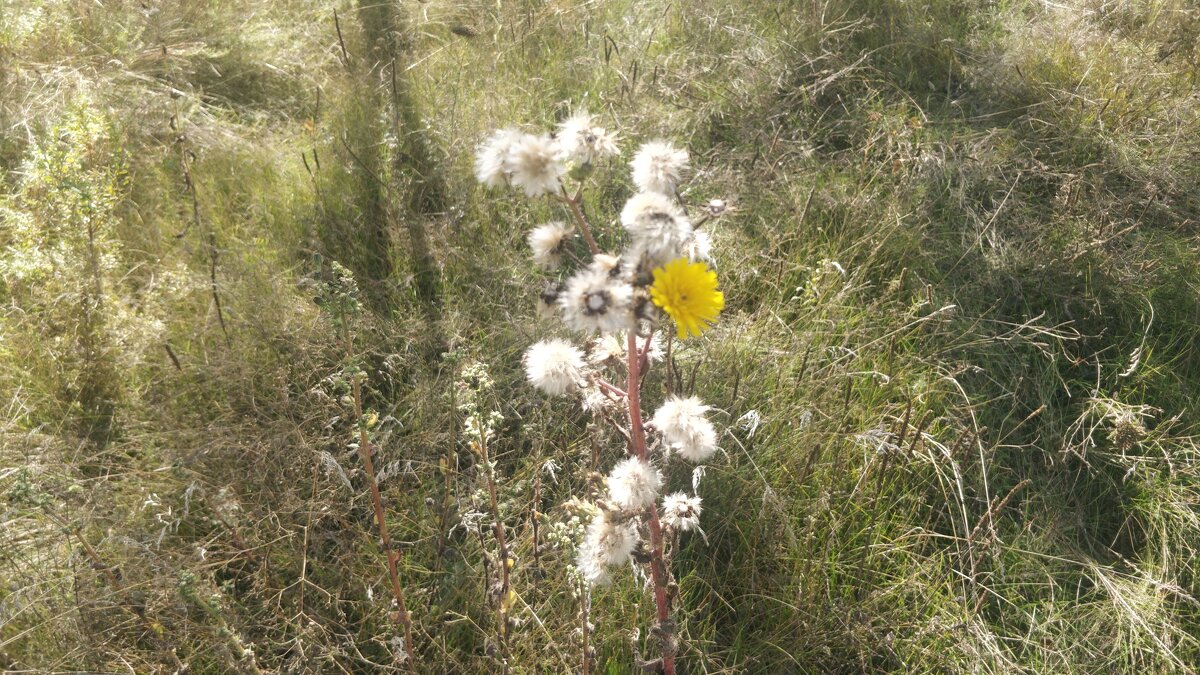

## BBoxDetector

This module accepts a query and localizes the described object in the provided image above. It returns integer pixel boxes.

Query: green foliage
[2,0,1199,672]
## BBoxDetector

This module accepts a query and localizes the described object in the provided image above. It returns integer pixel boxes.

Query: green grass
[3,0,1200,672]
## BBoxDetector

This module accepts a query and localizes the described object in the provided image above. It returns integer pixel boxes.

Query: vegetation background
[3,0,1200,672]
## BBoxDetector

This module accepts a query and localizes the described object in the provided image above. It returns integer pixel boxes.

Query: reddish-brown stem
[353,377,415,666]
[640,334,654,376]
[556,188,601,255]
[626,332,677,675]
[477,419,512,651]
[596,379,627,398]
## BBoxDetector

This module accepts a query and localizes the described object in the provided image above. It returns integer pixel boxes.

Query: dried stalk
[352,376,414,666]
[476,416,513,654]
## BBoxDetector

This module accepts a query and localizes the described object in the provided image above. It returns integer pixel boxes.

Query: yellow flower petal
[648,258,724,339]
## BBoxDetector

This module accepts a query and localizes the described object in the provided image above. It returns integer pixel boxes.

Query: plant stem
[557,188,601,255]
[664,332,675,397]
[353,376,415,666]
[596,379,627,398]
[580,581,593,675]
[626,332,677,675]
[43,509,186,670]
[477,418,512,652]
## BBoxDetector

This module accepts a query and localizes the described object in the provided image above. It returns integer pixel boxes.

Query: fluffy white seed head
[590,332,664,366]
[559,268,636,334]
[527,221,574,269]
[505,133,565,197]
[588,253,624,278]
[652,396,718,463]
[589,334,626,365]
[607,457,662,511]
[577,510,639,585]
[620,192,693,276]
[687,230,713,261]
[536,281,562,320]
[661,493,702,532]
[523,339,585,396]
[557,110,620,165]
[630,140,689,195]
[581,386,617,413]
[474,128,522,188]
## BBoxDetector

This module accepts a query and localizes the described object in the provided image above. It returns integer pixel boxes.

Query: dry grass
[2,0,1200,672]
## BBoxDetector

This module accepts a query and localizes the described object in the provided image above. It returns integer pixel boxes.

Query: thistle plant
[475,109,730,674]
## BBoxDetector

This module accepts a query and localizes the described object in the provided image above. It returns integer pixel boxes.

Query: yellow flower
[648,258,724,339]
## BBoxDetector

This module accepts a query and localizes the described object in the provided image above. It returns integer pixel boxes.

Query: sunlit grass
[2,0,1199,671]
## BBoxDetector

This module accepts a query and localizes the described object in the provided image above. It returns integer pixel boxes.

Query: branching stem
[353,376,414,666]
[556,186,601,255]
[626,332,677,675]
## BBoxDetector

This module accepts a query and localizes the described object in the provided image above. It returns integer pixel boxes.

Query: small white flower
[577,510,639,586]
[505,133,566,197]
[652,396,718,463]
[607,457,662,511]
[619,192,693,275]
[527,221,574,269]
[557,110,620,165]
[660,493,702,532]
[630,140,689,195]
[523,339,586,396]
[559,268,636,334]
[474,128,522,188]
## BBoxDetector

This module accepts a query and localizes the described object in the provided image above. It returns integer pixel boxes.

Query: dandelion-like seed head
[589,333,627,365]
[588,331,664,366]
[577,509,639,586]
[620,192,693,277]
[687,230,713,262]
[557,110,620,165]
[537,281,563,320]
[607,457,662,511]
[705,198,729,217]
[560,268,636,334]
[527,221,574,269]
[523,339,586,396]
[652,396,719,463]
[505,133,566,197]
[588,253,624,279]
[649,258,724,339]
[661,493,703,532]
[474,128,522,188]
[630,140,689,195]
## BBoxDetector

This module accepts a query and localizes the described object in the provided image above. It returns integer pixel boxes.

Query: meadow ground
[2,1,1200,672]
